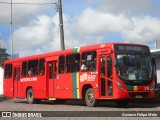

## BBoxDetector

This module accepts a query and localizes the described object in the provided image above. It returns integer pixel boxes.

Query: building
[8,53,19,59]
[0,66,3,95]
[151,49,160,87]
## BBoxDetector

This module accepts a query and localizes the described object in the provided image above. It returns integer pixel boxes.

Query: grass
[0,94,7,99]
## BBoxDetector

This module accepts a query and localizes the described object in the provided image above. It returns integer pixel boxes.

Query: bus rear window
[5,64,12,78]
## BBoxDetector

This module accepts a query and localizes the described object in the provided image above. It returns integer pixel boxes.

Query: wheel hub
[88,93,94,103]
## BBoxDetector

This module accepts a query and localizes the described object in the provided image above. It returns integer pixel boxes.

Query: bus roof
[4,42,147,64]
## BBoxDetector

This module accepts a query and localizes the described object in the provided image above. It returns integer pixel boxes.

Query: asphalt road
[0,98,160,120]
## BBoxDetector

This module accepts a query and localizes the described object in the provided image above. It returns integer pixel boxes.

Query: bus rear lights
[150,82,155,90]
[116,81,125,91]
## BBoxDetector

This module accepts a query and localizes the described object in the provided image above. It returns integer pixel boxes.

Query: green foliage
[0,48,9,68]
[0,94,7,99]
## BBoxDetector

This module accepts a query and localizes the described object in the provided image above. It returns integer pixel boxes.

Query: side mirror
[114,59,117,67]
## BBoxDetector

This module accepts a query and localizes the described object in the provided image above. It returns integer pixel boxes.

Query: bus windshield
[116,54,152,81]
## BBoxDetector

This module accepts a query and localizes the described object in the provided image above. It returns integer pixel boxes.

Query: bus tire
[27,88,35,104]
[116,99,129,107]
[85,88,97,107]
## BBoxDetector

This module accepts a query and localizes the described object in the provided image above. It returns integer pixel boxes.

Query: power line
[0,2,57,5]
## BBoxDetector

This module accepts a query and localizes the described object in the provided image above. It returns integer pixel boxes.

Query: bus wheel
[85,88,97,107]
[116,99,129,107]
[27,89,35,104]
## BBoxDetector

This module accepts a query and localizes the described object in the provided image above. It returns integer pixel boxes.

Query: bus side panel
[17,76,47,99]
[34,76,47,99]
[18,83,26,99]
[79,72,99,99]
[4,78,14,98]
[56,74,73,99]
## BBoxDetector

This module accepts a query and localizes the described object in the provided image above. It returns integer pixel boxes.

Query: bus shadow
[97,100,160,108]
[14,99,160,108]
[43,100,160,108]
[41,100,86,106]
[14,99,86,106]
[0,98,9,102]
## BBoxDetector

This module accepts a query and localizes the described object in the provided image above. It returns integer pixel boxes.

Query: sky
[0,0,160,57]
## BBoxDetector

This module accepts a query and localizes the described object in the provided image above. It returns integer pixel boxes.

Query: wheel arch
[26,86,33,98]
[82,84,93,99]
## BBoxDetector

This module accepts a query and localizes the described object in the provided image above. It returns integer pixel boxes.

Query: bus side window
[58,56,65,74]
[66,53,80,73]
[22,61,27,77]
[5,64,12,78]
[74,54,80,72]
[28,60,38,76]
[14,67,20,80]
[49,63,53,79]
[107,56,112,79]
[81,51,97,71]
[39,58,45,76]
[100,57,105,76]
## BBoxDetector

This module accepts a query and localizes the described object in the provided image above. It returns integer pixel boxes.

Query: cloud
[77,8,133,35]
[93,0,152,14]
[12,6,160,57]
[122,16,160,44]
[0,0,57,25]
[12,11,104,57]
[2,0,159,57]
[76,8,160,45]
[13,15,54,54]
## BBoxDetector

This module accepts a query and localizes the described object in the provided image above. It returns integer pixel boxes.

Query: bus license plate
[135,95,142,98]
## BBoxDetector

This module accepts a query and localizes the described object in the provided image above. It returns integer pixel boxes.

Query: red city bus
[3,42,155,107]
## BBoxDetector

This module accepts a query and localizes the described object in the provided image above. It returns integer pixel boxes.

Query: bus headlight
[116,81,125,91]
[150,82,155,90]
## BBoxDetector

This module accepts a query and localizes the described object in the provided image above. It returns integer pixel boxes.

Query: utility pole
[10,0,13,59]
[155,40,157,49]
[58,0,65,50]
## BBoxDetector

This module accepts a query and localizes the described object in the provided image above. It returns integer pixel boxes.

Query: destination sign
[114,44,150,54]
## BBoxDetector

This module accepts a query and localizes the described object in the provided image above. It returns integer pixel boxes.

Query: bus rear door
[100,54,113,98]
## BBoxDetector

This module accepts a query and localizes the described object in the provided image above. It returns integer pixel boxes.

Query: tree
[0,48,9,68]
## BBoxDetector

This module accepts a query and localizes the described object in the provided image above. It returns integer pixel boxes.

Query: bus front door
[13,66,20,98]
[48,61,57,98]
[100,55,113,98]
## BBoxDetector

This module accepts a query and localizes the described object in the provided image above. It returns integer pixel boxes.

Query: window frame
[4,64,13,79]
[81,51,97,72]
[39,58,45,76]
[58,55,65,74]
[28,59,38,76]
[22,61,27,77]
[66,53,80,73]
